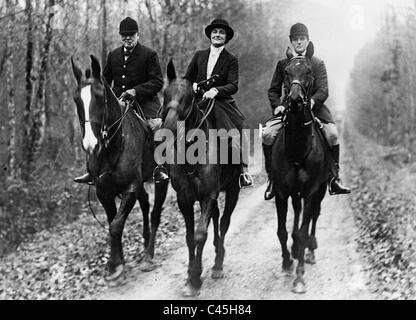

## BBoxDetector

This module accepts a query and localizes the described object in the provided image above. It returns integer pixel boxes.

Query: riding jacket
[184,48,246,131]
[103,43,163,118]
[268,55,333,123]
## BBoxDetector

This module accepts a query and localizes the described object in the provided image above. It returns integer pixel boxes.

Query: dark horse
[71,55,168,283]
[161,61,241,296]
[271,46,333,293]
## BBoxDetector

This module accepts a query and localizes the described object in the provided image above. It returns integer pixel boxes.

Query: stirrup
[239,173,254,189]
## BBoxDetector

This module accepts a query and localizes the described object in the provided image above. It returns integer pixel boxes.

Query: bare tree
[101,0,107,65]
[5,0,17,181]
[26,0,55,175]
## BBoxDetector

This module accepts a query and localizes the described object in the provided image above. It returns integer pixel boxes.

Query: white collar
[210,45,225,55]
[291,47,306,57]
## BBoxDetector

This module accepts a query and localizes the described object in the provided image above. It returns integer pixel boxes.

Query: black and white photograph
[0,0,415,305]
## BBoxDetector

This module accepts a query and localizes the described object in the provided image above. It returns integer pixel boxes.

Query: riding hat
[290,23,309,39]
[119,17,139,36]
[205,18,234,41]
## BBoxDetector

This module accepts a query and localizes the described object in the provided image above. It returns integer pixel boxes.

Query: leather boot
[153,165,169,184]
[328,145,351,195]
[263,144,275,200]
[74,172,94,185]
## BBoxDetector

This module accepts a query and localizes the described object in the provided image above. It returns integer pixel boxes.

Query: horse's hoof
[211,268,224,279]
[139,259,156,272]
[182,284,200,297]
[292,278,306,294]
[305,251,316,265]
[105,265,125,287]
[282,259,294,275]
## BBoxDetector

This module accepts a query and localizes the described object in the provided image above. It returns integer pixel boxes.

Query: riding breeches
[261,117,339,147]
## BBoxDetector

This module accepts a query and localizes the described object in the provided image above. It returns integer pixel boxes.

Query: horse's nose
[289,85,303,103]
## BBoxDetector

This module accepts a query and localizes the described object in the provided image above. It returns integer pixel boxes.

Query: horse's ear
[306,41,314,59]
[90,55,101,80]
[71,56,82,85]
[286,47,294,60]
[167,59,176,83]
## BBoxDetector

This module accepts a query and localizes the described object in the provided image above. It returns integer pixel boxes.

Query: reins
[186,98,215,143]
[88,185,107,230]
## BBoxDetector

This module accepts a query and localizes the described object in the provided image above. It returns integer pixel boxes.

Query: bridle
[284,59,315,128]
[99,77,133,150]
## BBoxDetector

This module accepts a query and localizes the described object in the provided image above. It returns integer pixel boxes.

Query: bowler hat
[119,17,139,35]
[290,23,309,39]
[205,18,234,41]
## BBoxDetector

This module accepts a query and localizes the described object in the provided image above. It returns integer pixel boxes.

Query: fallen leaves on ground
[344,126,416,300]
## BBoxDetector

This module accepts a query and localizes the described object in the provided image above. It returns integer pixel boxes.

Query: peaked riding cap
[119,17,139,35]
[290,23,309,39]
[205,18,234,41]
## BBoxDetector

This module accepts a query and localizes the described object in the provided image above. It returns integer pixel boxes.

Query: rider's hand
[273,105,286,116]
[121,89,136,100]
[311,98,315,109]
[202,88,218,100]
[118,99,127,107]
[192,82,198,93]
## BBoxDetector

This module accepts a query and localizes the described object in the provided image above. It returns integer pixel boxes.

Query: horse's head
[71,55,120,156]
[162,60,194,132]
[284,43,315,115]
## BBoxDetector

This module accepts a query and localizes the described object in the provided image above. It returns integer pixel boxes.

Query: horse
[271,45,332,294]
[70,55,169,284]
[160,60,242,296]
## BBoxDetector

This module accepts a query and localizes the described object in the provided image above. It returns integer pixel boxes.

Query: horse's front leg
[190,196,216,290]
[291,194,302,260]
[136,186,152,271]
[148,180,169,257]
[305,212,319,265]
[177,196,197,296]
[212,178,240,279]
[306,184,325,265]
[139,180,169,272]
[106,190,136,282]
[275,194,293,274]
[292,198,317,294]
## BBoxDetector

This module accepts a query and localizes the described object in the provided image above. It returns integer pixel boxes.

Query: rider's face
[291,35,309,55]
[210,28,227,47]
[121,32,139,50]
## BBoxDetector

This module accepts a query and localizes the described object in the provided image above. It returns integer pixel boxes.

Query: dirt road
[99,180,375,300]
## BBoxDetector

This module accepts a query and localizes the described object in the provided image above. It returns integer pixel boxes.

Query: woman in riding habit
[154,18,253,188]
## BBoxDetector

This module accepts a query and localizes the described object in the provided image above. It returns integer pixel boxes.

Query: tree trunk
[5,0,17,181]
[101,0,107,66]
[26,0,55,176]
[23,0,34,179]
[85,0,90,49]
